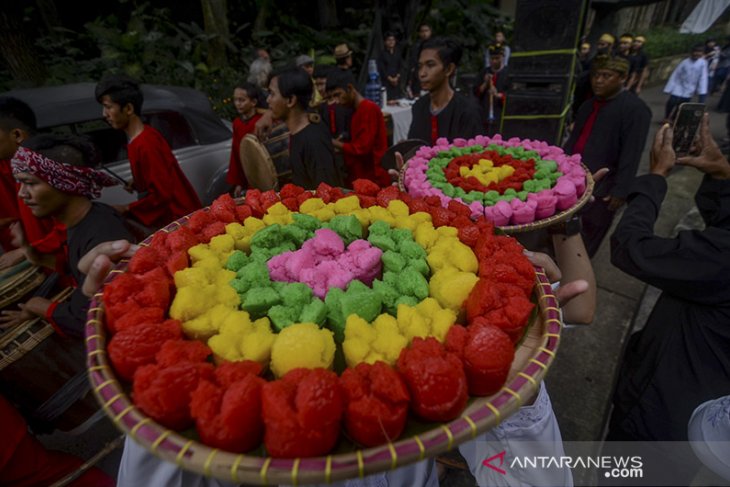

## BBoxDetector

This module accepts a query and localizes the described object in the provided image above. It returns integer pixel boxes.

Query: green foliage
[0,0,508,115]
[642,25,728,59]
[425,0,508,73]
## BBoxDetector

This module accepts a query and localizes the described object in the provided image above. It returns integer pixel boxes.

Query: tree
[0,8,47,86]
[317,0,339,29]
[201,0,231,69]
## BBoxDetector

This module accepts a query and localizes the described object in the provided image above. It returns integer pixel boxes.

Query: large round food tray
[86,215,563,485]
[398,162,595,234]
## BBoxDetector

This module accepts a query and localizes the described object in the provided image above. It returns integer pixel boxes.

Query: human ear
[286,95,298,109]
[123,102,135,116]
[445,62,456,77]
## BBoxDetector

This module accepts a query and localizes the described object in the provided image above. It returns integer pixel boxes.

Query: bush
[643,25,728,59]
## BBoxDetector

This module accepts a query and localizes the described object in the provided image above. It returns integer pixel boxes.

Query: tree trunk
[200,0,229,69]
[253,0,272,33]
[0,10,47,86]
[317,0,339,29]
[36,0,63,38]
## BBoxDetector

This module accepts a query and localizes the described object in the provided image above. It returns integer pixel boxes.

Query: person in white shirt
[663,44,708,121]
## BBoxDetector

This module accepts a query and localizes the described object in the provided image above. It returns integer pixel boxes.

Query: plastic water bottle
[365,59,382,106]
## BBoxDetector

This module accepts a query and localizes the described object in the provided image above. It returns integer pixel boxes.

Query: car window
[46,119,127,166]
[143,110,195,150]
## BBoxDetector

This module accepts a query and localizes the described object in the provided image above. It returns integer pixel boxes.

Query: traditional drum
[239,122,292,191]
[0,287,101,434]
[380,139,428,172]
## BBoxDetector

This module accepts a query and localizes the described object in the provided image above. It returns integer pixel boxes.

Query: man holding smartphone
[564,55,652,257]
[605,116,730,485]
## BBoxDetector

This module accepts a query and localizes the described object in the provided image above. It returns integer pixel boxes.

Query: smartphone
[672,103,705,156]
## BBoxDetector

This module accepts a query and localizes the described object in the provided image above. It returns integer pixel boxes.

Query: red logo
[482,450,507,475]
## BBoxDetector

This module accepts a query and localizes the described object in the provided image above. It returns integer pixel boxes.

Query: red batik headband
[11,146,119,199]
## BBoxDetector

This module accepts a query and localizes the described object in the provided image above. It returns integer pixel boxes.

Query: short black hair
[421,37,463,68]
[234,81,266,108]
[95,74,143,114]
[692,43,705,52]
[270,68,313,110]
[313,65,333,79]
[384,31,397,40]
[22,134,99,168]
[326,69,357,92]
[0,97,37,133]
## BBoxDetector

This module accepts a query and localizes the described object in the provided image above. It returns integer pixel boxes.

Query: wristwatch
[548,216,582,236]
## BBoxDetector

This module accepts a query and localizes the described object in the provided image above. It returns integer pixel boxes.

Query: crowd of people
[0,20,728,487]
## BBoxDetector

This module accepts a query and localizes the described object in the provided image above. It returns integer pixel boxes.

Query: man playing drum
[0,134,132,336]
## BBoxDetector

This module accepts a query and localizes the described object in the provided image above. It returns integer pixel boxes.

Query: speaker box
[500,90,569,145]
[508,54,579,78]
[500,117,566,145]
[511,0,588,52]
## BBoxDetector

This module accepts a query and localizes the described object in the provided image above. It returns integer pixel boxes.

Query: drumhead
[381,139,428,171]
[239,134,279,191]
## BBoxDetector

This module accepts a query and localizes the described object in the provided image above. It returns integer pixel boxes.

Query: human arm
[254,109,275,140]
[610,123,730,301]
[0,247,24,270]
[698,60,709,101]
[8,221,56,269]
[606,96,652,208]
[341,106,382,156]
[0,296,51,329]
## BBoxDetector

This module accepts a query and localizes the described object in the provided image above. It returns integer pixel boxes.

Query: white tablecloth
[383,103,413,144]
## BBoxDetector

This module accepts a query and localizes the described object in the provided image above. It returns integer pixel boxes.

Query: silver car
[3,82,233,206]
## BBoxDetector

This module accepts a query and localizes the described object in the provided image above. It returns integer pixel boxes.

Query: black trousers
[580,197,616,258]
[664,95,690,120]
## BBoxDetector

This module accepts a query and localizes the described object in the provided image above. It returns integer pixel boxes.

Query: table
[383,102,413,144]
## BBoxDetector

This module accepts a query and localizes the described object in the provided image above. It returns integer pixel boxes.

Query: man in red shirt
[95,75,201,230]
[328,70,390,187]
[0,97,65,270]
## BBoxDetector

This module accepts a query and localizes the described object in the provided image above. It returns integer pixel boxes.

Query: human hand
[677,113,730,180]
[649,123,676,178]
[524,251,589,307]
[78,240,138,297]
[255,110,274,141]
[602,195,626,211]
[0,248,25,270]
[387,151,405,183]
[9,222,26,249]
[112,204,129,215]
[331,138,344,151]
[0,296,48,329]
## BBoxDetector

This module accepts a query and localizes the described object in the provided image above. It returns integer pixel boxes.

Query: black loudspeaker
[499,0,589,144]
[500,91,568,143]
[511,0,588,52]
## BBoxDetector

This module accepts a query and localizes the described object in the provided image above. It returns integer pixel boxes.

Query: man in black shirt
[406,23,433,98]
[564,55,651,257]
[628,35,650,94]
[408,37,482,143]
[605,117,730,485]
[267,68,343,189]
[0,134,132,336]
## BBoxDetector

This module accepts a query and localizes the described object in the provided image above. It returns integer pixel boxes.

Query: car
[2,82,233,206]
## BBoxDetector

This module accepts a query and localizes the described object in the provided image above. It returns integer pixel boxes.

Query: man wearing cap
[564,55,652,257]
[663,44,708,122]
[296,54,322,106]
[596,33,615,56]
[616,33,638,85]
[628,35,649,94]
[334,43,354,72]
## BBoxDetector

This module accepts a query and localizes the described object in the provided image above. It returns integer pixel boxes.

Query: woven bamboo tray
[86,216,564,485]
[0,263,45,310]
[399,162,594,234]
